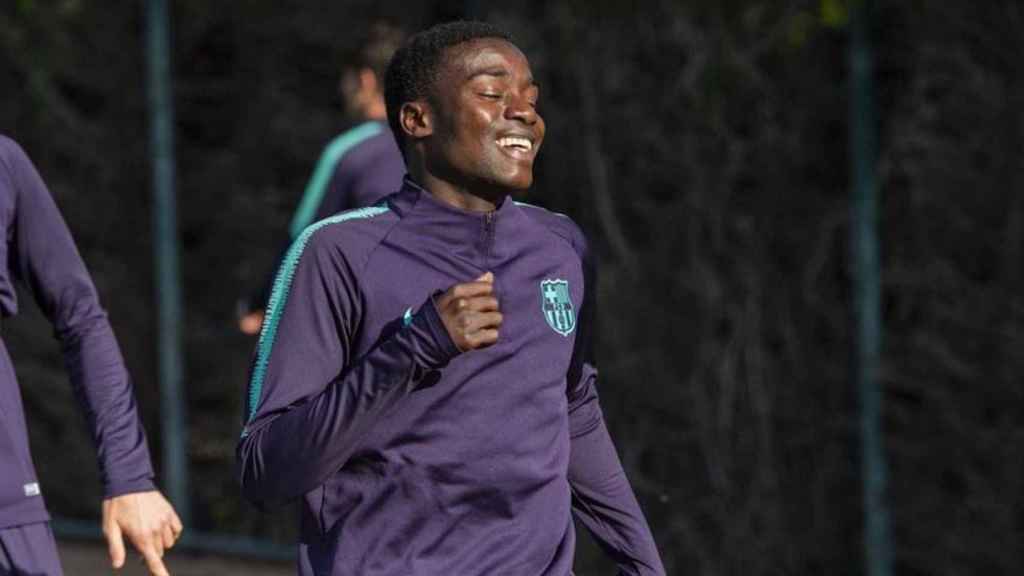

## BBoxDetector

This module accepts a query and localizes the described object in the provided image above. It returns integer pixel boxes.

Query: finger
[153,530,166,558]
[460,314,503,346]
[140,541,170,576]
[463,295,500,313]
[468,328,500,348]
[169,510,184,539]
[475,272,494,283]
[104,518,126,569]
[162,522,177,550]
[448,280,495,301]
[469,311,503,330]
[133,528,165,559]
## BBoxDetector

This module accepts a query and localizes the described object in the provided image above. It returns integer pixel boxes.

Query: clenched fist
[435,272,502,351]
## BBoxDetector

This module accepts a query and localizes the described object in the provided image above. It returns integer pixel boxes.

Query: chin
[496,168,534,191]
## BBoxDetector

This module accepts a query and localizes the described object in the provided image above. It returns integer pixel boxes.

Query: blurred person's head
[340,21,404,121]
[385,21,544,201]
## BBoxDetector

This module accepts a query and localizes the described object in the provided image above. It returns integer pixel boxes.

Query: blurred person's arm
[1,137,181,575]
[566,229,666,576]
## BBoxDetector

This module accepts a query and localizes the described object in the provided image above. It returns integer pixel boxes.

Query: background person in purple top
[0,136,182,576]
[238,22,407,336]
[237,21,665,575]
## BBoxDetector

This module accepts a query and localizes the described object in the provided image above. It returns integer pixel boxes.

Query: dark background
[3,0,1023,574]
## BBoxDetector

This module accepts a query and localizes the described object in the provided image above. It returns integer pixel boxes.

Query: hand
[435,272,502,351]
[239,309,265,335]
[102,490,183,576]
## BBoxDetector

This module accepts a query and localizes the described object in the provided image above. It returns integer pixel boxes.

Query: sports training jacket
[238,178,665,575]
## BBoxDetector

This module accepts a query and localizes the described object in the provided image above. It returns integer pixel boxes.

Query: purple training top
[0,136,155,529]
[238,179,665,575]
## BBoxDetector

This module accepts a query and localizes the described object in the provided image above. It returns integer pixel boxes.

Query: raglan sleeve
[565,225,667,576]
[3,137,155,498]
[236,226,460,506]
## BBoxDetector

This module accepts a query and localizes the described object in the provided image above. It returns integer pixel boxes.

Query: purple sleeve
[566,229,666,576]
[236,230,459,506]
[3,139,155,498]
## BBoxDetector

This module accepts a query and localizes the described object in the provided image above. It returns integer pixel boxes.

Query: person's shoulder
[325,121,389,160]
[0,134,28,169]
[338,123,402,167]
[297,203,399,265]
[0,134,20,151]
[0,135,35,195]
[515,200,589,257]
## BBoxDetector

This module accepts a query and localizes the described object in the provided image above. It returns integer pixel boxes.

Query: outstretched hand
[435,272,503,351]
[102,490,183,576]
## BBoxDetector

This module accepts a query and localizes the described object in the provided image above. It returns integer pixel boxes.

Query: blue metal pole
[850,1,890,575]
[145,0,190,527]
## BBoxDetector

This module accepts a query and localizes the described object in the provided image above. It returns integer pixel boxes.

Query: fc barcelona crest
[541,279,576,336]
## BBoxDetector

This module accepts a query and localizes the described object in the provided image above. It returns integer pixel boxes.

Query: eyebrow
[466,67,540,89]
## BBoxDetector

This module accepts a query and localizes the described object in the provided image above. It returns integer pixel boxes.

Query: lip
[494,130,540,162]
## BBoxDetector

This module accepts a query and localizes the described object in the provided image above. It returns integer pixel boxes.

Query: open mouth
[496,136,534,155]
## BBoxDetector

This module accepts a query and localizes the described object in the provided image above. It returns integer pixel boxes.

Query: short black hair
[384,21,513,153]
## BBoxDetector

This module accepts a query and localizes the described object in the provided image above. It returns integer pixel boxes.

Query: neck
[362,99,387,121]
[407,160,504,213]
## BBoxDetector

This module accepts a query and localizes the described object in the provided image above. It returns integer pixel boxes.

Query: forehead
[438,38,532,79]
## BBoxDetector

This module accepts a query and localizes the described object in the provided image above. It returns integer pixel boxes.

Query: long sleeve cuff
[104,475,157,499]
[402,295,460,370]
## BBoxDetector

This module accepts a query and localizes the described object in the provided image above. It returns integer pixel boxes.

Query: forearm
[64,316,155,497]
[569,401,665,576]
[7,139,154,497]
[237,301,457,505]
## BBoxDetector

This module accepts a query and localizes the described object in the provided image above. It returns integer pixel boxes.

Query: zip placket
[483,212,496,269]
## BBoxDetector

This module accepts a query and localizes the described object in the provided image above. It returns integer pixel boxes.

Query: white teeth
[497,137,532,151]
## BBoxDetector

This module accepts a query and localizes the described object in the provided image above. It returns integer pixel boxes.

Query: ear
[399,101,433,141]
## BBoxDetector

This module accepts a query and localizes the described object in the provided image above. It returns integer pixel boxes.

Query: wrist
[401,294,461,370]
[103,476,156,499]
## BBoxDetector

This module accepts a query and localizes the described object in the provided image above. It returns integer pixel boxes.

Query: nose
[505,93,538,125]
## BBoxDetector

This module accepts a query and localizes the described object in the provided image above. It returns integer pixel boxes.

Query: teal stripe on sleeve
[246,204,391,426]
[288,121,384,239]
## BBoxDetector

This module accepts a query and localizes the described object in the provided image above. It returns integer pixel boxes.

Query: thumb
[104,515,126,569]
[476,272,494,283]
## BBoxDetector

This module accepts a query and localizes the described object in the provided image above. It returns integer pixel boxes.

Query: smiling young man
[237,21,665,575]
